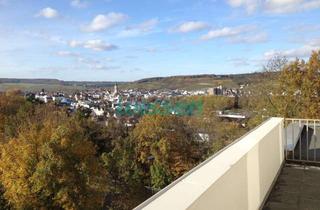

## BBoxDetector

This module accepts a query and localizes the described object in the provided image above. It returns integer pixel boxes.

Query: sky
[0,0,320,81]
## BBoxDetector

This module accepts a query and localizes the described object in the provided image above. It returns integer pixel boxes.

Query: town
[24,84,248,127]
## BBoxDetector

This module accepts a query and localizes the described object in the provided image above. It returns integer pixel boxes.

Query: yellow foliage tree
[278,51,320,118]
[246,51,320,120]
[0,118,108,210]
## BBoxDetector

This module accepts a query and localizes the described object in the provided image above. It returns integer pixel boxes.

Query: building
[207,85,224,96]
[113,83,119,96]
[135,118,320,210]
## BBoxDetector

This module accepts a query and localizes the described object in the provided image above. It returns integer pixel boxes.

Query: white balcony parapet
[135,117,284,210]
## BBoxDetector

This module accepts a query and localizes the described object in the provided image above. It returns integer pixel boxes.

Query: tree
[0,185,11,210]
[277,59,304,117]
[131,115,202,190]
[299,51,320,118]
[202,96,234,117]
[0,92,32,142]
[277,51,320,118]
[246,51,320,120]
[263,54,288,73]
[245,55,288,118]
[0,118,108,210]
[75,115,150,210]
[101,136,149,210]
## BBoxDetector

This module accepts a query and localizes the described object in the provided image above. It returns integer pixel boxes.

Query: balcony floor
[263,164,320,210]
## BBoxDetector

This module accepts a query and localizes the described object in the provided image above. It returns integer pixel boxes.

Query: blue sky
[0,0,320,81]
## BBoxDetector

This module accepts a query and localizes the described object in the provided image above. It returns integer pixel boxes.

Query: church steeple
[113,83,118,95]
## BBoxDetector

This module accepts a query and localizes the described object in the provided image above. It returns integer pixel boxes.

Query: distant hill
[121,73,262,90]
[0,78,122,92]
[0,78,121,87]
[0,78,63,85]
[0,72,262,92]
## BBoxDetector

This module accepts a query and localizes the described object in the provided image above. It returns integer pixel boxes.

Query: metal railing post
[314,120,317,161]
[307,120,309,161]
[284,120,287,160]
[292,119,295,160]
[299,120,302,160]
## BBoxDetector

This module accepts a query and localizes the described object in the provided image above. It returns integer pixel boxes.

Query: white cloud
[309,38,320,46]
[83,40,117,51]
[118,18,158,37]
[25,31,118,52]
[36,7,59,19]
[264,44,320,59]
[229,32,268,43]
[135,19,158,32]
[265,0,320,13]
[201,25,254,40]
[172,21,208,33]
[285,24,320,33]
[84,13,127,32]
[227,0,260,13]
[69,39,118,51]
[227,0,320,14]
[70,0,87,8]
[68,40,82,47]
[56,51,79,57]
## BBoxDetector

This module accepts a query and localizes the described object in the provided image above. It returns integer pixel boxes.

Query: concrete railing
[135,117,284,210]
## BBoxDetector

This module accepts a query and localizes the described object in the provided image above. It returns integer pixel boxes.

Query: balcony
[134,118,320,210]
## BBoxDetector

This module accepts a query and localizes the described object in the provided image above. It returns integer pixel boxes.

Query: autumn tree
[244,55,288,119]
[131,115,203,190]
[0,185,10,210]
[66,114,146,210]
[0,117,108,210]
[244,50,320,121]
[275,51,320,118]
[301,51,320,118]
[0,91,33,142]
[202,96,234,117]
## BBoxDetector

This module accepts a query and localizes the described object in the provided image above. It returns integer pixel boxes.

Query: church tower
[113,83,118,95]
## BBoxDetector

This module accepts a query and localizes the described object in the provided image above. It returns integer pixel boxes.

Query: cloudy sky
[0,0,320,81]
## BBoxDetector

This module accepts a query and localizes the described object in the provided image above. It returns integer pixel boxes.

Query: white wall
[135,118,284,210]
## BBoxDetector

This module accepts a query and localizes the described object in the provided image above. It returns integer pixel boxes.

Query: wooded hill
[0,72,263,91]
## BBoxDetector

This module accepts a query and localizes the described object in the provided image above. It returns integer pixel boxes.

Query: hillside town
[23,84,248,126]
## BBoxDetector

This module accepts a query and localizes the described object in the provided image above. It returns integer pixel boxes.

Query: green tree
[101,136,148,210]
